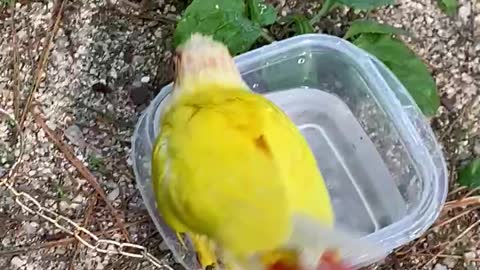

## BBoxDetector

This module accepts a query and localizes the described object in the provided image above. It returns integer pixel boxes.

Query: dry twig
[461,187,480,199]
[68,195,98,270]
[10,4,21,120]
[412,253,480,262]
[19,0,66,129]
[435,206,480,228]
[443,196,480,211]
[420,219,480,269]
[448,186,467,196]
[399,205,480,257]
[0,238,76,257]
[32,110,131,241]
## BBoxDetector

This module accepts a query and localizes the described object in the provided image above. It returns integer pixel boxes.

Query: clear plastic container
[131,34,447,269]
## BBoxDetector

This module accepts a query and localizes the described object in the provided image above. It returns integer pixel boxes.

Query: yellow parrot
[151,33,336,270]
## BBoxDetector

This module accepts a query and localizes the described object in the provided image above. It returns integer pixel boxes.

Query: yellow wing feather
[154,87,291,257]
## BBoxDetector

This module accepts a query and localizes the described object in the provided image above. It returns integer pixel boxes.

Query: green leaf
[289,15,315,35]
[353,34,440,116]
[247,0,277,26]
[437,0,458,16]
[344,20,411,40]
[458,159,480,188]
[1,0,13,6]
[336,0,394,10]
[173,0,263,55]
[312,0,394,23]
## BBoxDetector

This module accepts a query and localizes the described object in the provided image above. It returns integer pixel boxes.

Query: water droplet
[215,4,219,9]
[297,57,305,64]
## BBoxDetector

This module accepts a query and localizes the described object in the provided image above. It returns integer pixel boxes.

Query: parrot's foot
[190,233,219,270]
[176,232,188,250]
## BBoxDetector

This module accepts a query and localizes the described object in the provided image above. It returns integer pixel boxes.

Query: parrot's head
[168,33,249,107]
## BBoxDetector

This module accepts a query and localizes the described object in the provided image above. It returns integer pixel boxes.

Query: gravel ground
[0,0,479,270]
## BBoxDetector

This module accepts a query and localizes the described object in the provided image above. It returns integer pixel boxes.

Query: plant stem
[311,0,335,24]
[261,29,275,43]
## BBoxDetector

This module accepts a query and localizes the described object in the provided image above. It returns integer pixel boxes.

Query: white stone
[23,222,39,235]
[459,4,471,23]
[465,251,477,261]
[59,201,70,212]
[107,187,120,201]
[64,125,85,147]
[11,256,26,269]
[433,263,447,270]
[141,76,150,83]
[443,257,457,268]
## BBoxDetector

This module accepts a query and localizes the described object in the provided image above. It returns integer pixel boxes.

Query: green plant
[287,15,315,34]
[1,0,13,6]
[311,0,394,23]
[87,155,106,173]
[173,0,440,117]
[437,0,458,16]
[344,20,440,117]
[56,184,66,200]
[458,159,480,189]
[173,0,276,55]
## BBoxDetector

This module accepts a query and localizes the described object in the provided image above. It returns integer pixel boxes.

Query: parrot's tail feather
[289,214,386,267]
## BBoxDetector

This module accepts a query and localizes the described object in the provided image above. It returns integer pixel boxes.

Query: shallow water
[264,88,408,235]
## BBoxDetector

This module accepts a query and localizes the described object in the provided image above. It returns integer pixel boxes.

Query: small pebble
[10,256,26,269]
[64,124,85,147]
[107,187,120,201]
[443,257,457,268]
[23,222,39,235]
[141,76,150,83]
[433,263,448,270]
[59,201,70,212]
[46,120,57,131]
[465,251,477,261]
[474,140,480,155]
[55,247,67,255]
[2,237,11,246]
